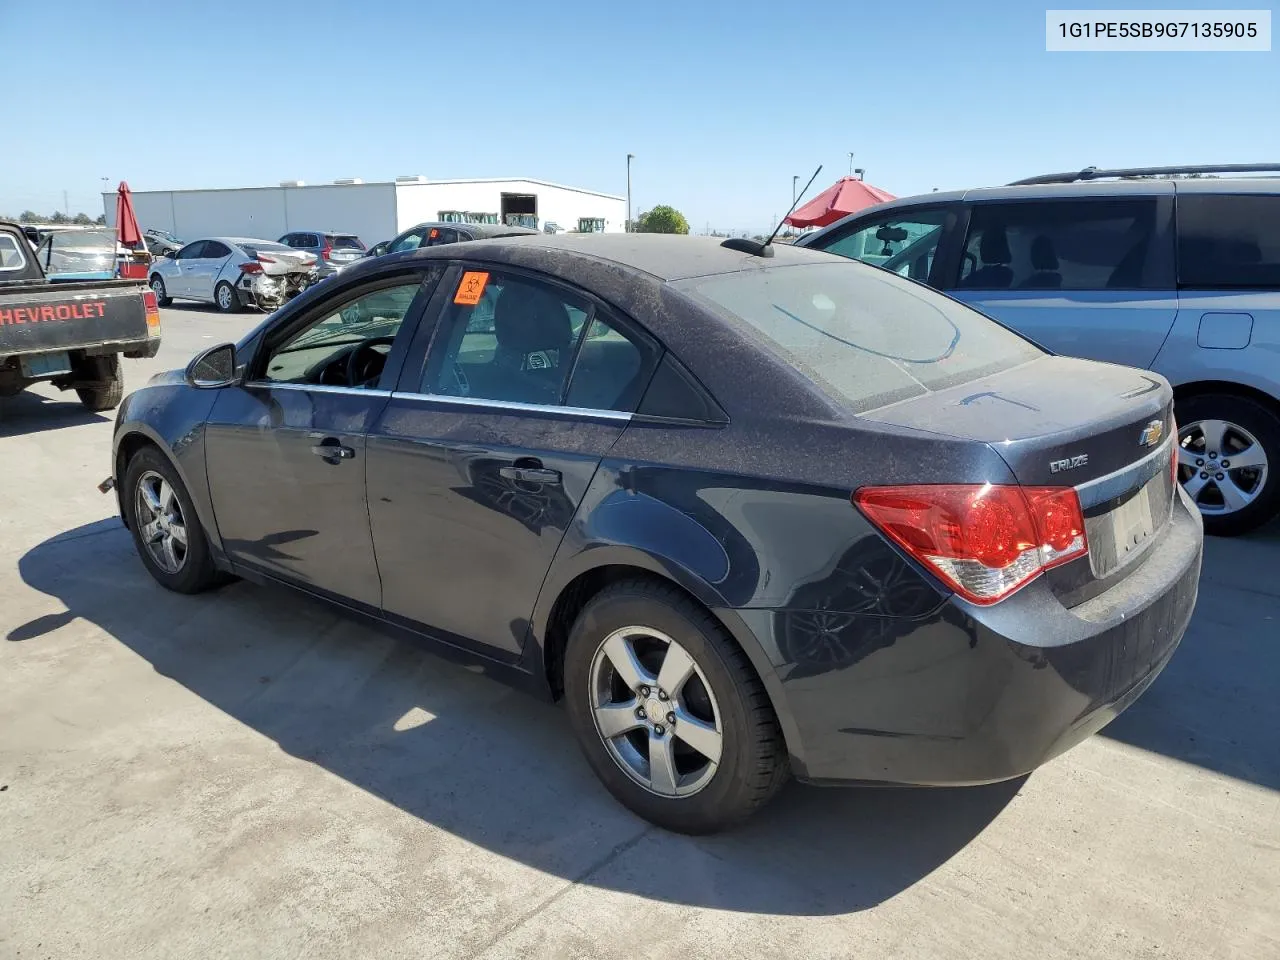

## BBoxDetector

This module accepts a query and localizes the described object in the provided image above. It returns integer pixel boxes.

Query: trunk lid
[862,355,1178,596]
[257,251,315,276]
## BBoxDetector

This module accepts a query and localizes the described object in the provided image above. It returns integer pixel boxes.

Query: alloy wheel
[1177,419,1269,516]
[588,626,723,798]
[135,470,189,574]
[216,285,233,310]
[151,278,165,299]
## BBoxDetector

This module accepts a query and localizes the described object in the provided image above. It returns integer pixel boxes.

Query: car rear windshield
[329,235,364,249]
[677,261,1043,413]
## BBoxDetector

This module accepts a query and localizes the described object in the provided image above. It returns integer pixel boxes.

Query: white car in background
[148,238,317,312]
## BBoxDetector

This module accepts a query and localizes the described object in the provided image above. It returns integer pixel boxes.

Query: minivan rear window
[1177,194,1280,288]
[678,261,1042,413]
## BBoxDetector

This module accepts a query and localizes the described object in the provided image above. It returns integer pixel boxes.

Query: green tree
[94,213,106,225]
[635,204,690,234]
[49,211,69,224]
[73,212,93,225]
[19,210,40,223]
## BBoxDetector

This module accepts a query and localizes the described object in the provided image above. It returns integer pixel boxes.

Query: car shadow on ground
[13,519,1022,916]
[1098,518,1280,790]
[0,391,109,435]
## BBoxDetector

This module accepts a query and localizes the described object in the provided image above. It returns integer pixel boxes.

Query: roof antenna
[722,164,823,258]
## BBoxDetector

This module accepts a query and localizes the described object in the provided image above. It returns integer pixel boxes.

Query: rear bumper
[740,488,1203,785]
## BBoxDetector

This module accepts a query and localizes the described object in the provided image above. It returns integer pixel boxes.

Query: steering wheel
[345,336,397,387]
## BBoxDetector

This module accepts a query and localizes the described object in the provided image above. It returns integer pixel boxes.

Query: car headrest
[1030,235,1059,271]
[979,225,1011,265]
[493,283,573,356]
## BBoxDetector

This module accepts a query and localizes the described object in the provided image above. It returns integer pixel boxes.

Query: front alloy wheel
[589,626,723,797]
[135,470,189,574]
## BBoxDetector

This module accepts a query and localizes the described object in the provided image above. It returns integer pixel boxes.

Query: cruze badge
[1049,454,1089,474]
[1139,419,1164,447]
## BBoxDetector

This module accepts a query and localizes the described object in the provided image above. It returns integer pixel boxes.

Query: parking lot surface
[2,306,1277,960]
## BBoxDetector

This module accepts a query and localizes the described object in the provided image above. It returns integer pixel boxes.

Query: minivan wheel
[1176,393,1280,536]
[215,281,239,313]
[563,579,788,834]
[122,447,222,593]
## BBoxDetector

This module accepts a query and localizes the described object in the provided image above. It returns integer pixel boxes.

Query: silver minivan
[798,165,1280,535]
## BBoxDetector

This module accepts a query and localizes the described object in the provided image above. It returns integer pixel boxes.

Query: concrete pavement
[1,306,1276,959]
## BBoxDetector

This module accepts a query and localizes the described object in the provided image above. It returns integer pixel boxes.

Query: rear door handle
[500,463,561,484]
[311,437,355,462]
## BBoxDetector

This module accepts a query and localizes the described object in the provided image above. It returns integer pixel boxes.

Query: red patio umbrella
[785,177,896,229]
[115,181,143,249]
[115,181,148,279]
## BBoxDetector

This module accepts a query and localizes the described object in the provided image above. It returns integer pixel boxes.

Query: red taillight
[854,484,1088,605]
[321,244,333,261]
[239,260,263,274]
[142,289,161,329]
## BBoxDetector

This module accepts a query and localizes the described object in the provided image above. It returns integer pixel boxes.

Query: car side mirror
[186,342,238,388]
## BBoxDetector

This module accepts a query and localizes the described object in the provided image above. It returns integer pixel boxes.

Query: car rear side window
[422,270,653,411]
[331,235,364,249]
[204,241,232,258]
[957,199,1161,290]
[678,261,1042,414]
[0,234,27,271]
[1177,194,1280,288]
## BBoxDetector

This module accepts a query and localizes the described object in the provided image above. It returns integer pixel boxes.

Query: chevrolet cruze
[109,235,1203,833]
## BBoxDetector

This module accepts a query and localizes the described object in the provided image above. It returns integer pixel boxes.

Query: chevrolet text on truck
[0,220,160,412]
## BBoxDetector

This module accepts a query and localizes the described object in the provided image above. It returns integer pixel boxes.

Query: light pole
[848,152,855,176]
[792,175,799,207]
[626,153,634,232]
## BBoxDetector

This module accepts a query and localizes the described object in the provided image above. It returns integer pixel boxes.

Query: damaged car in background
[147,238,317,312]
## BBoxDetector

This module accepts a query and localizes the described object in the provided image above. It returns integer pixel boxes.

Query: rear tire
[149,274,172,307]
[215,281,239,313]
[74,355,124,411]
[122,446,221,593]
[1176,393,1280,536]
[563,578,789,834]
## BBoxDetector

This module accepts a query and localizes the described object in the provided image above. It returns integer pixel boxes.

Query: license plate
[1091,479,1160,578]
[19,351,72,378]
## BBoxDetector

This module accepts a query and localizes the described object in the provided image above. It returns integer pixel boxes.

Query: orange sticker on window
[454,271,489,305]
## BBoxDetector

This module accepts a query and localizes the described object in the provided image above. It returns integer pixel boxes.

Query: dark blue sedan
[108,234,1202,833]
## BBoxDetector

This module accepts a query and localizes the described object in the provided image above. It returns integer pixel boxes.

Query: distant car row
[145,222,540,311]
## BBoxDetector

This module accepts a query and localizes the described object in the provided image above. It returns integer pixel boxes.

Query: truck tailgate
[0,283,149,356]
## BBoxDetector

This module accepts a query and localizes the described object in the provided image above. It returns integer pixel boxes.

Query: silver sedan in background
[147,238,317,312]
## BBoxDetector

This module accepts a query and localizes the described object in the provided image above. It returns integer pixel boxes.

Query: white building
[103,176,626,245]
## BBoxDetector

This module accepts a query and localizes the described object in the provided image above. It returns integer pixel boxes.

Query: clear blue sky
[2,0,1276,233]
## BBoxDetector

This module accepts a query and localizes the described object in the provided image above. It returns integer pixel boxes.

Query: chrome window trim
[390,390,632,422]
[243,381,393,398]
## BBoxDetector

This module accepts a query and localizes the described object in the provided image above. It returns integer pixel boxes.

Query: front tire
[563,579,788,834]
[122,446,221,593]
[149,274,172,307]
[1176,393,1280,536]
[215,281,239,313]
[74,354,124,411]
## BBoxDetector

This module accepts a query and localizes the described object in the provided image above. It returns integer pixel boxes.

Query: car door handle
[500,464,561,484]
[311,438,355,461]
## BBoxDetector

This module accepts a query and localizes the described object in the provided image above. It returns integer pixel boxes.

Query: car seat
[1020,235,1062,288]
[960,225,1015,288]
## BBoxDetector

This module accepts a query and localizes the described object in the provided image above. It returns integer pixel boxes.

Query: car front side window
[259,282,423,388]
[390,229,427,254]
[817,210,948,282]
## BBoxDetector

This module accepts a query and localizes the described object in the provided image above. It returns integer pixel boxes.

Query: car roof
[408,232,839,281]
[801,175,1280,242]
